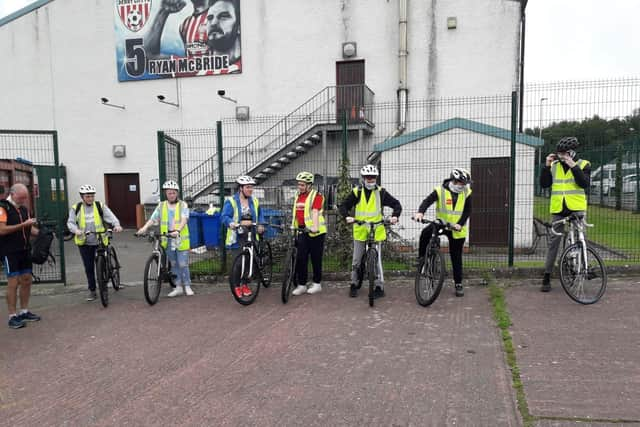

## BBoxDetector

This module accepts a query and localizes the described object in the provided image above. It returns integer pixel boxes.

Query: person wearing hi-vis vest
[290,171,327,296]
[67,184,123,301]
[415,168,473,297]
[540,136,591,292]
[221,175,265,299]
[339,164,402,299]
[136,180,193,297]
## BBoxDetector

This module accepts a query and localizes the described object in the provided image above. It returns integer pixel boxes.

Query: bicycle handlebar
[411,217,455,230]
[548,214,594,236]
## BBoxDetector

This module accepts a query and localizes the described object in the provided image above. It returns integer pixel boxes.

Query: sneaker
[8,315,26,329]
[540,273,551,292]
[234,286,244,299]
[86,291,97,301]
[373,286,385,299]
[349,283,358,298]
[241,284,253,297]
[167,287,184,297]
[185,287,195,296]
[306,283,322,294]
[454,283,464,297]
[292,285,307,296]
[18,311,41,322]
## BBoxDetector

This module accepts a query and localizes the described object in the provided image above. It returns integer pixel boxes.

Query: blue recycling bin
[262,208,285,239]
[202,212,221,248]
[188,212,203,248]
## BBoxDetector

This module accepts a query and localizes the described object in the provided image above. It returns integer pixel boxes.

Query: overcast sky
[1,0,639,83]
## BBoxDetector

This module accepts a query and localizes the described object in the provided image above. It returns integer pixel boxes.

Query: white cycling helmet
[79,184,96,194]
[236,175,256,186]
[360,164,379,177]
[162,180,180,190]
[450,168,472,184]
[296,171,314,184]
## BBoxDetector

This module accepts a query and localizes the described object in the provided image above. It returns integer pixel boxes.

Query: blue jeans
[167,249,191,286]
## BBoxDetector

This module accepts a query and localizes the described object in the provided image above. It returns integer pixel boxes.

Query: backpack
[31,223,55,265]
[74,201,112,228]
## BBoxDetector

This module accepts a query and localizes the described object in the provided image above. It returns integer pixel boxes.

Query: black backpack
[74,201,112,228]
[31,223,55,265]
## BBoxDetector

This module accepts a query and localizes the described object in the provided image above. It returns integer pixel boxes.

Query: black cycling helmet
[556,136,579,152]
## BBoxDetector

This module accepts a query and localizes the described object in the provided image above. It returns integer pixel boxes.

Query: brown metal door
[469,157,510,246]
[104,173,140,228]
[336,60,364,123]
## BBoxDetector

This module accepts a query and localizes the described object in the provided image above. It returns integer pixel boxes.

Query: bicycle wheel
[96,255,109,308]
[230,252,261,306]
[108,247,121,291]
[258,240,273,288]
[415,249,446,307]
[281,248,296,304]
[367,248,378,307]
[166,258,176,288]
[143,254,162,306]
[559,243,607,304]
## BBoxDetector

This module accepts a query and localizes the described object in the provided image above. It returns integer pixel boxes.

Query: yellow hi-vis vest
[435,185,471,239]
[353,186,385,242]
[160,201,190,251]
[550,159,590,214]
[291,190,326,237]
[74,202,108,246]
[225,196,259,247]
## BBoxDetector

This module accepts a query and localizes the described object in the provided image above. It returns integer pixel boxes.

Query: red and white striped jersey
[179,12,209,57]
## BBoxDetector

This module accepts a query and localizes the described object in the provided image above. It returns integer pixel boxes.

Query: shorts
[2,250,33,278]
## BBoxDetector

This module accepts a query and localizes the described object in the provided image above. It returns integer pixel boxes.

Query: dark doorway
[105,173,140,228]
[336,60,365,123]
[469,157,510,246]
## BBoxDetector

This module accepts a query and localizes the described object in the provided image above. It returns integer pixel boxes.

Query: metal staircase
[182,84,374,201]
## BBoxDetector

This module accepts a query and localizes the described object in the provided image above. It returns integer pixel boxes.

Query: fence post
[157,131,166,202]
[216,121,226,272]
[52,131,66,285]
[508,91,518,267]
[615,142,622,211]
[635,136,639,213]
[176,141,183,200]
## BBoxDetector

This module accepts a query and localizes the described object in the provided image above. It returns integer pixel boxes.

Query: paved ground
[2,231,640,426]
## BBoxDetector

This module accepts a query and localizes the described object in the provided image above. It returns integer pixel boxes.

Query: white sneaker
[292,285,307,296]
[306,282,322,294]
[185,286,194,296]
[167,287,184,297]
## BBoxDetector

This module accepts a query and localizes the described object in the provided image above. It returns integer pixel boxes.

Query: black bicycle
[137,231,177,306]
[87,230,121,308]
[280,226,311,304]
[413,218,452,307]
[229,222,273,306]
[548,213,607,304]
[352,218,392,307]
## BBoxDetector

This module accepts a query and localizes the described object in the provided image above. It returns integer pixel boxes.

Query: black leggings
[295,233,325,285]
[418,225,465,284]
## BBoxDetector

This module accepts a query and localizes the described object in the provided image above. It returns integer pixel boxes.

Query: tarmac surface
[1,232,639,426]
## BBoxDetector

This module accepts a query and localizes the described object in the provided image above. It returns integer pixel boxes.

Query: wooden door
[469,157,510,246]
[336,60,365,123]
[105,173,140,228]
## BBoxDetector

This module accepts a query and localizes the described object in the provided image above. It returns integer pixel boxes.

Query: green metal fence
[158,78,640,280]
[0,130,67,284]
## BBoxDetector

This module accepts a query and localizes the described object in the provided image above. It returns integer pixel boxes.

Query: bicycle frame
[550,214,592,268]
[236,222,262,280]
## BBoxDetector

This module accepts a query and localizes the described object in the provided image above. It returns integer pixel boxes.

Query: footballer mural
[114,0,241,81]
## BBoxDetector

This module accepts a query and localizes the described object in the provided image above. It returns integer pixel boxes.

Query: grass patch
[488,281,535,427]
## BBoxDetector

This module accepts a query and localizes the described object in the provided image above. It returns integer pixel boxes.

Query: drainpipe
[368,0,408,165]
[518,0,528,132]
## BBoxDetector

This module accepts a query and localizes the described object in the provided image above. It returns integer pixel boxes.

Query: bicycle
[548,213,607,304]
[352,218,393,307]
[413,218,452,307]
[229,222,273,306]
[86,230,121,308]
[280,226,311,304]
[137,230,177,306]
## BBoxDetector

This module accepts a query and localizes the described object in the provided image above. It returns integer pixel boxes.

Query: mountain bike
[137,231,176,306]
[87,230,121,308]
[229,222,273,306]
[413,218,452,307]
[280,226,311,304]
[548,213,607,304]
[352,218,392,307]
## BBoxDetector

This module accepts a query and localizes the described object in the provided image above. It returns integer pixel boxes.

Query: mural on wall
[114,0,241,81]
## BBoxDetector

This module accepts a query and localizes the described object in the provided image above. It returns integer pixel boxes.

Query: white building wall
[381,129,535,248]
[0,0,521,205]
